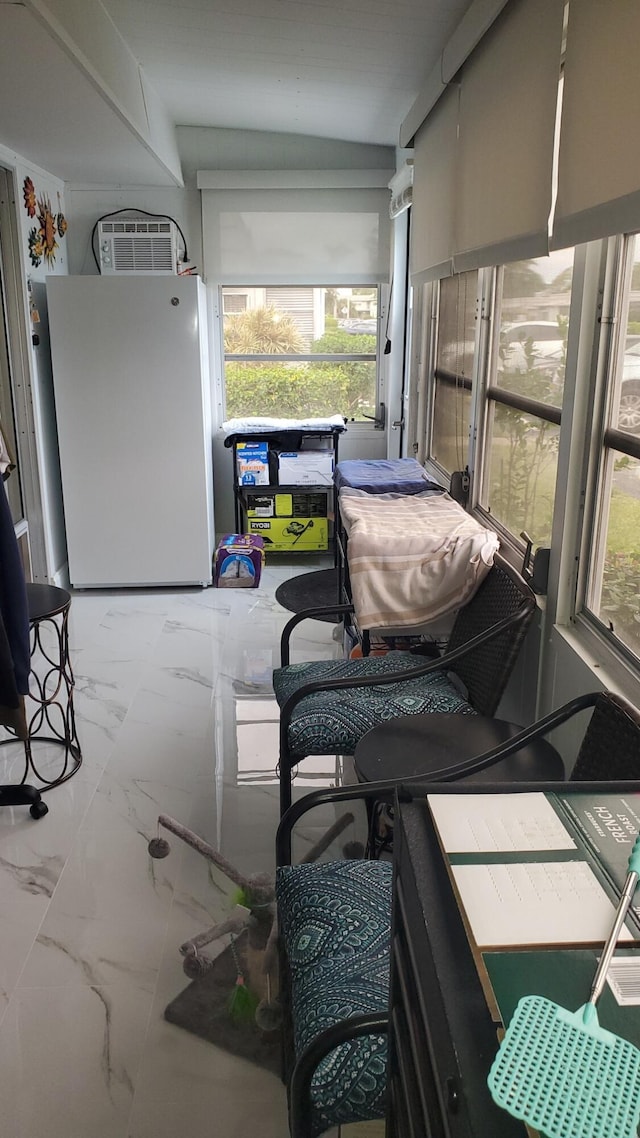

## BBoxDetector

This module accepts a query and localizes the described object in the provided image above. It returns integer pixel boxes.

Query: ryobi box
[275,493,327,518]
[247,516,328,552]
[213,534,265,587]
[246,493,327,520]
[246,494,275,518]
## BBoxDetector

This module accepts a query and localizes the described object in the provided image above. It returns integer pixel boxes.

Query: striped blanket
[340,490,500,630]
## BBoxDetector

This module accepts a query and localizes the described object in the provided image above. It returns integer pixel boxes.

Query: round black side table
[354,713,565,855]
[1,583,82,800]
[354,713,565,784]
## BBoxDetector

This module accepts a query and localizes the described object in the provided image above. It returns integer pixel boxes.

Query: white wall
[65,185,196,276]
[65,126,396,276]
[0,144,69,581]
[178,125,394,176]
[16,159,69,581]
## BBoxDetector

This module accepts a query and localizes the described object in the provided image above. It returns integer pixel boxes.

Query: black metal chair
[273,553,537,815]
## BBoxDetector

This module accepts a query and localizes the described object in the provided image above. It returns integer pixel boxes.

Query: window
[426,254,573,549]
[480,251,573,548]
[431,272,478,475]
[584,234,640,662]
[221,285,378,421]
[223,290,248,314]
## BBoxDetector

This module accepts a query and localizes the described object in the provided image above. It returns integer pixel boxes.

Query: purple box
[213,533,265,588]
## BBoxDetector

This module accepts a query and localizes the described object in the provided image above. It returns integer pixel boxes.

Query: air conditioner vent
[98,219,178,274]
[111,236,175,273]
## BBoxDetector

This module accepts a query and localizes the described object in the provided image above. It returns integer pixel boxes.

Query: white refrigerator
[46,275,214,588]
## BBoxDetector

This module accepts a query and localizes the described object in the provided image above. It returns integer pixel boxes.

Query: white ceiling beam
[196,170,395,191]
[400,0,511,147]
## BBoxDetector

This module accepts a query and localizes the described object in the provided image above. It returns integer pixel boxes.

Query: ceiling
[0,0,474,185]
[0,3,180,186]
[102,0,472,147]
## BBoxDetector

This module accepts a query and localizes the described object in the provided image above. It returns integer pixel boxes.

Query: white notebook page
[427,792,577,853]
[451,860,635,947]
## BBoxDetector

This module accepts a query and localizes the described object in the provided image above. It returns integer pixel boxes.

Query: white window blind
[200,184,391,286]
[410,0,563,283]
[454,0,564,272]
[553,0,640,250]
[410,85,459,285]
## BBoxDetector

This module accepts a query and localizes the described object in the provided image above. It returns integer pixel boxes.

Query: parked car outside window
[500,320,565,374]
[619,340,640,432]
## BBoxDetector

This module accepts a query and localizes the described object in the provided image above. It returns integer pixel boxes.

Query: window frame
[576,232,640,669]
[474,264,567,554]
[427,271,480,484]
[424,262,569,562]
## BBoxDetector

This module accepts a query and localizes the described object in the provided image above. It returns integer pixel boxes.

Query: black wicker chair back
[446,553,536,715]
[570,691,640,781]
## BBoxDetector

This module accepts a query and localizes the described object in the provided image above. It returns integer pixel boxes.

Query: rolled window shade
[553,0,640,250]
[390,185,413,220]
[201,187,391,286]
[453,0,564,272]
[410,84,458,285]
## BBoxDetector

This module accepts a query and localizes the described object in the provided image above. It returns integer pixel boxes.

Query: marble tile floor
[0,558,370,1138]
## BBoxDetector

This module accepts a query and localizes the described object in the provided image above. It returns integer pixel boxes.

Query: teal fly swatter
[488,835,640,1138]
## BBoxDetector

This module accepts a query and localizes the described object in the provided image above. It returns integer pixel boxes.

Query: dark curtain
[0,477,29,737]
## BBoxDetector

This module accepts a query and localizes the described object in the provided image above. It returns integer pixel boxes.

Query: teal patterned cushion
[276,860,392,1136]
[273,652,475,759]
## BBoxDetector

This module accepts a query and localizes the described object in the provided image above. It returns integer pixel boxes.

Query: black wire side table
[1,583,82,803]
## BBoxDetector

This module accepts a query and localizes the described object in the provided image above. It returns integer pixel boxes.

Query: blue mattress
[334,457,441,495]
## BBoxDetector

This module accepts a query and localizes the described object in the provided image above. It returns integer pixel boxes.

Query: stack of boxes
[236,440,334,552]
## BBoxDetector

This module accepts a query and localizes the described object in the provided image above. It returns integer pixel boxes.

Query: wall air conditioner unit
[98,219,178,274]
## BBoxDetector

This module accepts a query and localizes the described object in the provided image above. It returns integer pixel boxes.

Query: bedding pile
[222,415,346,438]
[340,489,499,630]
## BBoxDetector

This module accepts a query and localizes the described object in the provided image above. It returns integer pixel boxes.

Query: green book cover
[483,948,640,1048]
[554,791,640,924]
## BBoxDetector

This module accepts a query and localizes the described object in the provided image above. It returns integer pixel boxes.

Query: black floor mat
[275,568,341,622]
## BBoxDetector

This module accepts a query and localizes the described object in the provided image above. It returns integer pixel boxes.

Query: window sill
[550,617,640,708]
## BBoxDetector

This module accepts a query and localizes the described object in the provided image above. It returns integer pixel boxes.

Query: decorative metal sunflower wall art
[23,177,68,268]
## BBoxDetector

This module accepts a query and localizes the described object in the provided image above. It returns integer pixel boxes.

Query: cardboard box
[236,441,270,486]
[247,516,328,552]
[274,492,327,518]
[277,450,334,486]
[246,494,275,517]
